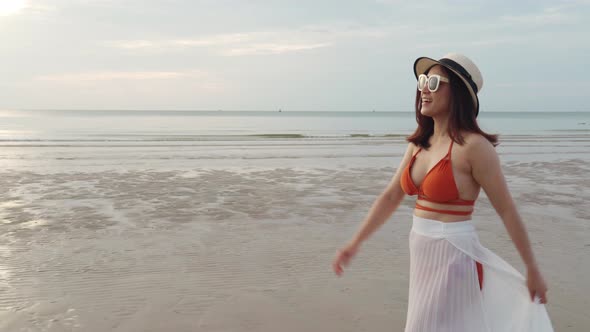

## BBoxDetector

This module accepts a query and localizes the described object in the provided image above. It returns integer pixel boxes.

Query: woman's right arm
[332,142,415,276]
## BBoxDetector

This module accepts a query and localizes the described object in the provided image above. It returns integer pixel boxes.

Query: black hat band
[439,58,478,94]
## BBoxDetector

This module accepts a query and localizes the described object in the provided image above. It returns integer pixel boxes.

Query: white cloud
[470,36,523,47]
[105,33,255,50]
[495,82,570,88]
[103,23,400,56]
[0,0,28,16]
[172,34,255,47]
[35,70,203,81]
[28,69,226,98]
[0,0,59,16]
[105,40,158,50]
[501,6,575,25]
[222,42,332,56]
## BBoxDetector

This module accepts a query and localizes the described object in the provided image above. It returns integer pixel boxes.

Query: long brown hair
[406,66,498,149]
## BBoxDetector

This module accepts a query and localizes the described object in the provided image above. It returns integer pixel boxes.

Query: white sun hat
[414,53,483,116]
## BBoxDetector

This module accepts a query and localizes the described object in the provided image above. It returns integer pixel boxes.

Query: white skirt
[405,215,553,332]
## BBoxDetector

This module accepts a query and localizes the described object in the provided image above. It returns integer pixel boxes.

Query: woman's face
[419,65,451,117]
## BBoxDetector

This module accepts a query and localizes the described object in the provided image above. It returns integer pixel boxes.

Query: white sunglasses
[417,74,449,92]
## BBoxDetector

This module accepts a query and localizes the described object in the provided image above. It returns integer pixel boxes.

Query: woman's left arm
[468,136,548,303]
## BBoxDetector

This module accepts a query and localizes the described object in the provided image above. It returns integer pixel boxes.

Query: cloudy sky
[1,0,588,111]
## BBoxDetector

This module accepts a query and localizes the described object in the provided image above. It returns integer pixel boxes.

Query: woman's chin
[420,107,435,117]
[420,104,447,118]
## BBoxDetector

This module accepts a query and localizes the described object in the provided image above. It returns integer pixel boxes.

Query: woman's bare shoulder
[459,132,493,147]
[460,132,497,159]
[403,141,419,155]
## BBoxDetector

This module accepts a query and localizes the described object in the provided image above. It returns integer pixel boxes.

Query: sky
[1,0,589,112]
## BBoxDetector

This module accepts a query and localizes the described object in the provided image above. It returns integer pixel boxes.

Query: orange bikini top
[400,140,474,216]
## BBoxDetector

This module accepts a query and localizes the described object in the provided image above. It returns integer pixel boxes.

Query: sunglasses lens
[418,75,427,91]
[428,76,439,92]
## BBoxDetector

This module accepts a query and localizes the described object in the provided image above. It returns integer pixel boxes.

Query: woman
[332,53,553,331]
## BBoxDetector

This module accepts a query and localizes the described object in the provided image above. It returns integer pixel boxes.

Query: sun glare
[0,0,27,16]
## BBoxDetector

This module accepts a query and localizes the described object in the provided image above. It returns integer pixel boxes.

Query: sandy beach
[0,134,589,331]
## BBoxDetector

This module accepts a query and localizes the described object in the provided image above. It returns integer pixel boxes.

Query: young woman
[332,53,553,331]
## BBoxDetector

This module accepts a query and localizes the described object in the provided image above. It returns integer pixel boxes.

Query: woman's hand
[526,265,548,304]
[332,242,359,276]
[330,143,414,277]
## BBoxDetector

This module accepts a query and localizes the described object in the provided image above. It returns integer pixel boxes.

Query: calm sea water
[0,109,588,172]
[1,110,589,142]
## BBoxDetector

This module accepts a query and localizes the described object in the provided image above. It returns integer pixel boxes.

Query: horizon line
[8,109,590,113]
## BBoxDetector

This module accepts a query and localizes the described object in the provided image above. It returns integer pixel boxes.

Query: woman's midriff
[413,199,473,222]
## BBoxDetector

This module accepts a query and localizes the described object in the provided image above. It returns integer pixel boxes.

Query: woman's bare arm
[348,142,415,248]
[469,135,548,302]
[469,136,537,267]
[333,142,415,276]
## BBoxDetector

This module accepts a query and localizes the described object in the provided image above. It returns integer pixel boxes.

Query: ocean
[0,110,588,172]
[1,110,589,141]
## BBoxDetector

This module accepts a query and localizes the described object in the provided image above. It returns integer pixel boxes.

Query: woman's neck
[431,114,450,142]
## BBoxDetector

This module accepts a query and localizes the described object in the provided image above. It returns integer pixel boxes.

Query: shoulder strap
[412,147,422,158]
[446,140,454,158]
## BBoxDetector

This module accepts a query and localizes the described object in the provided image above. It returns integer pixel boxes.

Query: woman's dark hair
[406,66,498,148]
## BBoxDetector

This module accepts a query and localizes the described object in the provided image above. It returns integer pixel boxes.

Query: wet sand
[0,135,589,331]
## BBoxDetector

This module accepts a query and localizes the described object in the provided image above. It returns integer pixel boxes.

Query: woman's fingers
[333,249,353,276]
[332,251,345,276]
[529,288,548,304]
[537,290,548,304]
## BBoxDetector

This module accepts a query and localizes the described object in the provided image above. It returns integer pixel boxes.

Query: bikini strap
[446,139,454,159]
[412,147,422,158]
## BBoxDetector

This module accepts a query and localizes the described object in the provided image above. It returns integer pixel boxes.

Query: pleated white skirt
[404,215,553,332]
